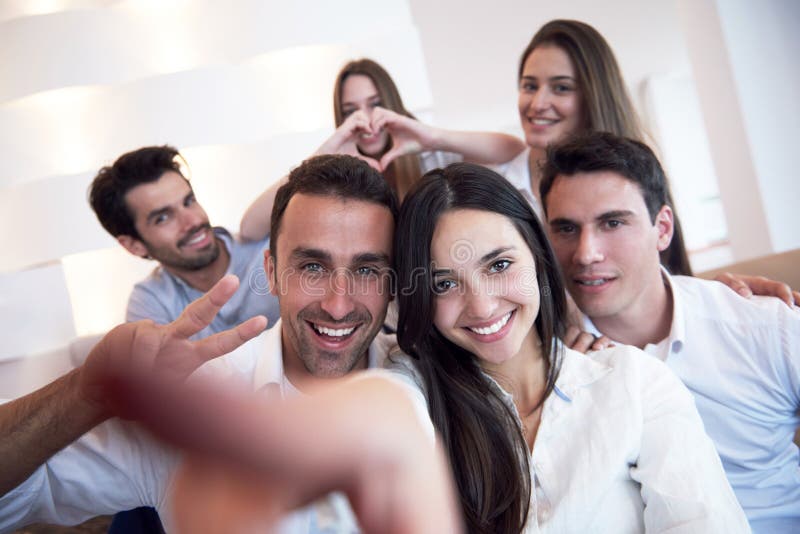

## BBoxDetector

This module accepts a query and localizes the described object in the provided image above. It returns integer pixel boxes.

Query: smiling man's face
[267,193,394,380]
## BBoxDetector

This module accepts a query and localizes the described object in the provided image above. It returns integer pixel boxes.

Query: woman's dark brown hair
[395,162,567,533]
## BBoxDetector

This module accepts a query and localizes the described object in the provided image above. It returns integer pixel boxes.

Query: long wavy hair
[395,162,568,533]
[333,58,421,201]
[520,19,692,275]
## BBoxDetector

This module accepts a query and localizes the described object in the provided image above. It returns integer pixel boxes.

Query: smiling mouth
[528,117,558,126]
[308,321,359,342]
[466,311,513,336]
[575,278,613,286]
[178,225,212,248]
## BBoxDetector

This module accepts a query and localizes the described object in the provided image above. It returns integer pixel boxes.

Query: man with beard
[0,155,435,533]
[89,145,280,338]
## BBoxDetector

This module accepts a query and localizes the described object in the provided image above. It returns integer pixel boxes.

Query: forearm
[0,369,109,494]
[240,175,287,241]
[429,129,525,164]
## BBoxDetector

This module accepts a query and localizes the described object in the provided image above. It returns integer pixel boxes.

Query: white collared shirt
[388,343,749,532]
[0,320,404,534]
[583,271,800,533]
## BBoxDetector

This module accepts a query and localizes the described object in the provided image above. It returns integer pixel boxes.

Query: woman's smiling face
[518,44,585,151]
[430,208,541,367]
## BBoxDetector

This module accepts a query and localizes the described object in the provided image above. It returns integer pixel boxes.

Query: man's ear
[117,235,150,259]
[264,249,278,297]
[654,205,674,252]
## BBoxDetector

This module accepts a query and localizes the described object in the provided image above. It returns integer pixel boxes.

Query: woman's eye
[434,279,457,294]
[489,260,511,273]
[553,84,575,94]
[342,108,355,118]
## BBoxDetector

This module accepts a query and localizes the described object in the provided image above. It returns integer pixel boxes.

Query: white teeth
[532,119,555,125]
[578,279,607,286]
[313,324,355,337]
[186,231,206,245]
[468,312,512,336]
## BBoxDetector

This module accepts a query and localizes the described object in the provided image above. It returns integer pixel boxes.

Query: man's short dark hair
[540,132,669,223]
[89,145,186,239]
[270,155,398,259]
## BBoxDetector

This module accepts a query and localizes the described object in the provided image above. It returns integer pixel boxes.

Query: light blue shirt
[584,272,800,532]
[126,227,280,338]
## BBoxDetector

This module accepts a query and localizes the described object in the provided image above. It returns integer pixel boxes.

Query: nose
[573,230,604,266]
[179,205,205,230]
[530,87,551,113]
[463,278,499,321]
[320,269,356,320]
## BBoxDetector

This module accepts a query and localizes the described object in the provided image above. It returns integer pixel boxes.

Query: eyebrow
[432,246,515,277]
[290,248,332,264]
[520,75,576,82]
[549,210,636,227]
[353,252,391,266]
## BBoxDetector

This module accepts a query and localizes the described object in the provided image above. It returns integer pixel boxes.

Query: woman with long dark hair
[390,162,748,532]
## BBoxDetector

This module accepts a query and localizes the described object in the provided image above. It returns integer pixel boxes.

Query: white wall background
[1,0,797,364]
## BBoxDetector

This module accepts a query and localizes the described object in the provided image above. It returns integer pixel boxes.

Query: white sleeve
[630,356,751,533]
[357,367,435,444]
[0,418,178,531]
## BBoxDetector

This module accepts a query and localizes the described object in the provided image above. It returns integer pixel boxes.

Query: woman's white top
[387,343,750,533]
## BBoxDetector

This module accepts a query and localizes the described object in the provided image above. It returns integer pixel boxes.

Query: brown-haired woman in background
[240,58,524,239]
[493,19,693,275]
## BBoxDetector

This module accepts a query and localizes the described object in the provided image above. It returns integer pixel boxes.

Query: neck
[165,237,230,293]
[591,271,674,349]
[481,328,547,413]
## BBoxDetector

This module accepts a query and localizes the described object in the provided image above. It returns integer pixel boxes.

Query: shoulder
[576,344,685,395]
[673,275,797,326]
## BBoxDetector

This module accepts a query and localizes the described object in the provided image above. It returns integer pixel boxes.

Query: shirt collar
[648,266,685,357]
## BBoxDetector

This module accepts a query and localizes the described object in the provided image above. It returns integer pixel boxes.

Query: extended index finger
[172,275,241,339]
[193,315,268,365]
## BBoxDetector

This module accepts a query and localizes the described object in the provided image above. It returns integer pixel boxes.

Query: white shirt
[490,147,544,219]
[583,272,800,533]
[388,343,750,533]
[0,321,405,534]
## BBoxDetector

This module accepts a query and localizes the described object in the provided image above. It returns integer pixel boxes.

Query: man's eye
[355,266,378,276]
[184,195,196,207]
[605,220,622,229]
[489,259,511,273]
[553,224,576,234]
[302,263,324,273]
[434,279,457,294]
[154,214,168,225]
